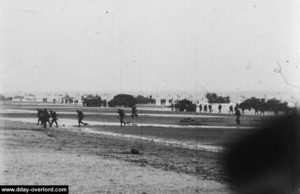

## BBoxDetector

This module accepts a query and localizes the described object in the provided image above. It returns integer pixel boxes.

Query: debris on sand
[179,117,199,125]
[179,117,195,123]
[46,132,57,139]
[130,148,140,155]
[120,148,141,155]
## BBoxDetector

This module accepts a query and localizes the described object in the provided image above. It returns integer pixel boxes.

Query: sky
[0,0,300,95]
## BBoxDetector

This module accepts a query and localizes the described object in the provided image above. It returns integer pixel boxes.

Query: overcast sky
[0,0,300,94]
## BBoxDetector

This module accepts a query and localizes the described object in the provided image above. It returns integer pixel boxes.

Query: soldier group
[36,107,138,128]
[37,108,58,128]
[36,104,242,128]
[36,109,90,128]
[199,103,242,127]
[117,106,139,126]
[198,104,215,113]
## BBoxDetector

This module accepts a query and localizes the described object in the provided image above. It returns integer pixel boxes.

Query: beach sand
[0,120,230,193]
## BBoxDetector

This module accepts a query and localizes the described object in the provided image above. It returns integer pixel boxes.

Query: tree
[239,97,288,112]
[175,99,197,112]
[136,95,156,104]
[83,95,102,107]
[108,94,137,107]
[206,93,230,103]
[0,95,12,101]
[265,98,288,111]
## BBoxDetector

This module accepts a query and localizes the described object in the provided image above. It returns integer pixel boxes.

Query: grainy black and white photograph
[0,0,300,193]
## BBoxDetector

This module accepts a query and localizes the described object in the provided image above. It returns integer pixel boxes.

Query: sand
[0,120,230,193]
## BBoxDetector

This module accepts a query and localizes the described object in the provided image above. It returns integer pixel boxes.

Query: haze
[1,0,300,95]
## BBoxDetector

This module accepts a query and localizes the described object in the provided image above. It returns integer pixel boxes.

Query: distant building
[12,95,24,102]
[24,94,36,102]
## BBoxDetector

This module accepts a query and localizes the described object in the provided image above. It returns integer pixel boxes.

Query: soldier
[170,103,174,111]
[274,108,278,116]
[118,109,126,126]
[235,108,241,128]
[229,105,234,114]
[218,104,222,113]
[199,104,202,113]
[37,109,43,125]
[234,103,239,113]
[254,107,259,115]
[204,105,208,112]
[43,108,51,128]
[76,110,87,127]
[131,105,138,119]
[50,110,58,127]
[208,104,213,113]
[259,107,265,116]
[241,108,245,114]
[284,107,289,115]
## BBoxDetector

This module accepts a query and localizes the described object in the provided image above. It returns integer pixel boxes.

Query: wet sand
[0,117,256,129]
[0,109,225,118]
[1,117,224,152]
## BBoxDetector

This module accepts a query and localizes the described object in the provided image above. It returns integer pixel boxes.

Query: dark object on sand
[178,117,202,126]
[179,117,195,123]
[130,148,140,155]
[224,113,300,194]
